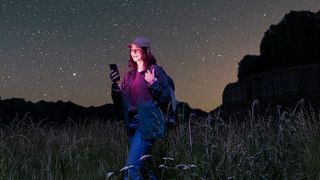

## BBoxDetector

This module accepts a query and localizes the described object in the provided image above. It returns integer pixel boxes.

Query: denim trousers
[124,128,156,180]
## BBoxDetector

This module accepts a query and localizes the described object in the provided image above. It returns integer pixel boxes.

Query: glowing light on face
[130,44,143,62]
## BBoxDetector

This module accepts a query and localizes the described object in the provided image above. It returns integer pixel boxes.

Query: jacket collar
[129,65,154,75]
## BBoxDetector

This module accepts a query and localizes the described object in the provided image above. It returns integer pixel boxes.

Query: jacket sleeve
[111,82,123,108]
[148,66,171,105]
[112,72,128,108]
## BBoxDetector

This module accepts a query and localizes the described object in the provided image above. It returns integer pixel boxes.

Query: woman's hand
[145,69,157,85]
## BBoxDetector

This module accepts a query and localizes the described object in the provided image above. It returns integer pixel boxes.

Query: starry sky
[0,0,319,111]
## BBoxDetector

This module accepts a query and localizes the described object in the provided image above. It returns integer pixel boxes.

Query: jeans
[124,128,156,180]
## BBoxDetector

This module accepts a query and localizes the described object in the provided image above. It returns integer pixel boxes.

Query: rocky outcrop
[214,10,320,117]
[224,63,320,108]
[238,10,320,80]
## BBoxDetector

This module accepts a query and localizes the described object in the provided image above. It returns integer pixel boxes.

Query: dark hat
[127,37,151,48]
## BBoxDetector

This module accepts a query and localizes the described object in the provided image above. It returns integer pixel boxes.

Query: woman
[110,37,171,179]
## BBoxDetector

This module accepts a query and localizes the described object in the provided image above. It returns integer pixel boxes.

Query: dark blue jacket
[111,65,171,140]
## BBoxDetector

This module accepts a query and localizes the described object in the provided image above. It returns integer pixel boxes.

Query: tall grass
[0,118,127,179]
[1,101,320,179]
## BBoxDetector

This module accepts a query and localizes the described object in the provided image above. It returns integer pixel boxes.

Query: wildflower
[139,154,151,161]
[175,164,187,169]
[183,166,190,170]
[163,157,174,161]
[120,165,133,172]
[188,164,197,168]
[106,172,114,178]
[183,164,198,170]
[253,99,259,105]
[158,164,168,169]
[175,164,198,170]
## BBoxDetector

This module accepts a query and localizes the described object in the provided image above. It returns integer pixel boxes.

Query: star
[1,0,319,111]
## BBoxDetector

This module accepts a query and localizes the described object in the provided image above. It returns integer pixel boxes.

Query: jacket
[111,64,171,140]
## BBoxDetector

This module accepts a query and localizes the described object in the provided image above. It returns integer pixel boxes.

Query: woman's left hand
[145,69,157,85]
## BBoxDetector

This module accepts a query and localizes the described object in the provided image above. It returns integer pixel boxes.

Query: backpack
[165,76,177,129]
[161,71,177,129]
[149,65,177,129]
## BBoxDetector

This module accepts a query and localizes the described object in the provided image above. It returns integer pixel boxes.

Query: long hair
[128,47,157,70]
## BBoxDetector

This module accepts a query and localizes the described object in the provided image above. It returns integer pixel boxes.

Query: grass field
[1,101,320,179]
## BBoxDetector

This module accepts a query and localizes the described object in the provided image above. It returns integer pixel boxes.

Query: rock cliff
[215,10,320,117]
[224,63,320,108]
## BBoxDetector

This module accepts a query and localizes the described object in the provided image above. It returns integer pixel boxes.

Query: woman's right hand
[110,70,120,82]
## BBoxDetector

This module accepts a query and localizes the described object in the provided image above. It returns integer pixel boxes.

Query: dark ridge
[0,97,207,126]
[0,98,121,125]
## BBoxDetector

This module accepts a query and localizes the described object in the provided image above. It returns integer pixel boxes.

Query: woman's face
[130,44,143,62]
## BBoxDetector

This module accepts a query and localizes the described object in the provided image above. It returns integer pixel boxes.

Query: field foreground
[1,102,320,179]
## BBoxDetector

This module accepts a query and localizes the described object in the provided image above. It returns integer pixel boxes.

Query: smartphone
[109,64,120,82]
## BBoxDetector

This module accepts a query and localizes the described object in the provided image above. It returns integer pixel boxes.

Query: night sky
[1,0,319,111]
